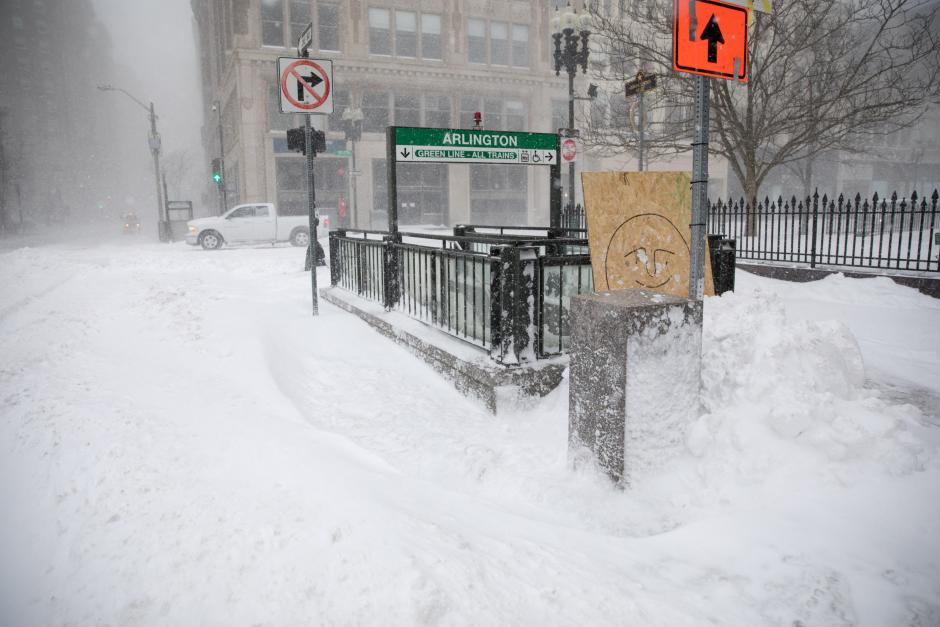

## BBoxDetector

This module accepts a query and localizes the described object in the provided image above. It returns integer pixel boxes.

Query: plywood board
[581,171,714,297]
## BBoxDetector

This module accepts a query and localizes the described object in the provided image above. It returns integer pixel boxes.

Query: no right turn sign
[278,57,334,114]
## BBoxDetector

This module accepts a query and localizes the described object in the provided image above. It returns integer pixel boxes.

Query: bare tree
[586,0,940,230]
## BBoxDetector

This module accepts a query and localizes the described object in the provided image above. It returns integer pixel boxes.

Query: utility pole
[98,85,166,241]
[148,102,165,239]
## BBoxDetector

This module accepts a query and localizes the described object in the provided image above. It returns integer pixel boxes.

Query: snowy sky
[91,0,203,167]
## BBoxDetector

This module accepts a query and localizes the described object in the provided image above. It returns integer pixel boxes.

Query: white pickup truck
[186,203,328,250]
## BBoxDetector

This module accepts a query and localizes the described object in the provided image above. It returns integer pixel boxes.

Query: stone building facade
[191,0,593,228]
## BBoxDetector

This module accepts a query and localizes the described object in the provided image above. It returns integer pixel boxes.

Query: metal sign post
[280,26,335,316]
[673,0,750,299]
[624,72,657,172]
[304,108,319,316]
[689,75,710,300]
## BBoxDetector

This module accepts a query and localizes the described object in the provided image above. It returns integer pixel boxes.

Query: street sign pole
[299,46,320,316]
[386,126,398,235]
[638,90,646,172]
[689,75,710,300]
[674,0,748,299]
[304,114,319,316]
[550,133,562,229]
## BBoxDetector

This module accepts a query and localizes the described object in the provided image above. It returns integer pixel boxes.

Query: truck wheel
[199,230,223,250]
[290,228,310,247]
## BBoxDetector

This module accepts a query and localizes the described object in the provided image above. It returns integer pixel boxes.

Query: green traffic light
[212,173,222,183]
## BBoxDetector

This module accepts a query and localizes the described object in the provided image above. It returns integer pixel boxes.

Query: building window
[395,10,417,58]
[468,18,486,64]
[395,93,421,127]
[490,22,509,66]
[511,25,529,67]
[460,96,480,128]
[369,8,391,55]
[421,14,442,60]
[505,100,526,131]
[289,0,310,46]
[424,95,451,128]
[484,98,504,130]
[276,156,348,223]
[363,90,390,132]
[470,165,527,225]
[268,82,295,131]
[329,90,349,132]
[396,163,449,225]
[276,157,306,215]
[261,0,285,46]
[460,97,525,131]
[318,3,340,51]
[369,9,440,59]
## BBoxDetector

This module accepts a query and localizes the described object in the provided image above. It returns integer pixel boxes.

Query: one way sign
[673,0,748,82]
[278,57,334,114]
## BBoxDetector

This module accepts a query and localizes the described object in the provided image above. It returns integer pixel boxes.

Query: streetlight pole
[342,107,363,229]
[98,84,166,241]
[552,3,592,216]
[212,100,227,215]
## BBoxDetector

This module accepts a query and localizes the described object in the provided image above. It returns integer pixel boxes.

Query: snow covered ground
[1,237,938,626]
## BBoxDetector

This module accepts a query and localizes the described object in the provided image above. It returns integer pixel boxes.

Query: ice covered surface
[1,241,938,625]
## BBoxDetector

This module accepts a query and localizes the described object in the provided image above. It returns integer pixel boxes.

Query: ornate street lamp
[552,3,592,212]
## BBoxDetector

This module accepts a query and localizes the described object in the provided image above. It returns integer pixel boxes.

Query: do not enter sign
[562,138,577,163]
[277,57,334,114]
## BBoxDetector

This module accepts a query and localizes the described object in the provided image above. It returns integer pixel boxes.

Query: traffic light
[287,127,327,155]
[211,158,222,184]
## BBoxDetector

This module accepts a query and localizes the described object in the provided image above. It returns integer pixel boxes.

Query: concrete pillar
[568,289,703,486]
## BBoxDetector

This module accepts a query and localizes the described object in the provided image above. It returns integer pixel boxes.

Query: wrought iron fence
[709,190,939,272]
[329,227,593,362]
[561,191,940,273]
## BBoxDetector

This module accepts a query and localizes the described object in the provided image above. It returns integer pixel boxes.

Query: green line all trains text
[414,149,517,160]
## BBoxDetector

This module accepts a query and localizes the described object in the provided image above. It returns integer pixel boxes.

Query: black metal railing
[329,227,594,363]
[709,190,940,272]
[563,191,940,273]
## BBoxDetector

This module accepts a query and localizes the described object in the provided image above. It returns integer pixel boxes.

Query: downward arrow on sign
[400,148,411,158]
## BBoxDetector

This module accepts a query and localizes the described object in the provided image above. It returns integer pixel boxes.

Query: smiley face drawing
[603,213,691,293]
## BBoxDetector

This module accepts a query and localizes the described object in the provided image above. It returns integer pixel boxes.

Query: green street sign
[394,126,557,165]
[334,149,352,157]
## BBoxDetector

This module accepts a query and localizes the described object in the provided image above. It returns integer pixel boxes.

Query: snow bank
[1,244,938,626]
[696,289,933,481]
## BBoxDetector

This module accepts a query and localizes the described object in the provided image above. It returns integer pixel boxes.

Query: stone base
[568,289,703,486]
[321,287,566,414]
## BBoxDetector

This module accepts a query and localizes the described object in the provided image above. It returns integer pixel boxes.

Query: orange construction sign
[673,0,748,82]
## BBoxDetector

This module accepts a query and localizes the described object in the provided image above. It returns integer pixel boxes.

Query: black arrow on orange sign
[700,15,724,63]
